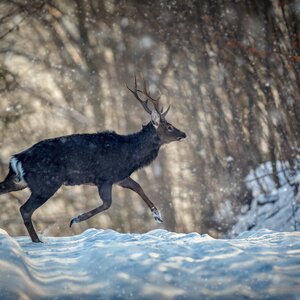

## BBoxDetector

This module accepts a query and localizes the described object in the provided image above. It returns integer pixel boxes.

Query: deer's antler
[142,80,161,113]
[127,76,170,118]
[126,76,152,115]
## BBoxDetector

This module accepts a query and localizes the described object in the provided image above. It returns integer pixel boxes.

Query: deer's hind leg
[20,184,60,242]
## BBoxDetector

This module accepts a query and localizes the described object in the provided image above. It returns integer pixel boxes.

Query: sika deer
[0,78,186,242]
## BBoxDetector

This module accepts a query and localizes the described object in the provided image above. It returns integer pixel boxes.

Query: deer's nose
[177,132,186,141]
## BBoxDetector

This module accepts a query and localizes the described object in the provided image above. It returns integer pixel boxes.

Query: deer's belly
[62,163,136,186]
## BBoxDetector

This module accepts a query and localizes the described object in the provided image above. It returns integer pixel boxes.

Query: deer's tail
[0,169,27,195]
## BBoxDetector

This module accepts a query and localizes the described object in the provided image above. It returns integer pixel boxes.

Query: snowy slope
[0,228,300,299]
[231,161,300,236]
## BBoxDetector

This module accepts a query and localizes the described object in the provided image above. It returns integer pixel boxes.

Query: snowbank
[0,228,300,299]
[231,161,300,236]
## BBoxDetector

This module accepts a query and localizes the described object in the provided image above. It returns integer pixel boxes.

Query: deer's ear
[151,110,160,128]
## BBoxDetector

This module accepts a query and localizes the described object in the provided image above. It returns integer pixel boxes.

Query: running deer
[0,78,186,242]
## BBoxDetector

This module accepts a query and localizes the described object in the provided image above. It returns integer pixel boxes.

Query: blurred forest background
[0,0,299,238]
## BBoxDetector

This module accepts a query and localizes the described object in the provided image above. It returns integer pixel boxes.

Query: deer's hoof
[32,238,43,243]
[152,208,163,223]
[70,217,79,227]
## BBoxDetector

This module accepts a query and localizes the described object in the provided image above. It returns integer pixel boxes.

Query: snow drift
[232,161,300,236]
[0,228,300,299]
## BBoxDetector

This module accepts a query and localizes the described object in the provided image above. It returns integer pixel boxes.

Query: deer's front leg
[70,182,112,227]
[118,177,163,223]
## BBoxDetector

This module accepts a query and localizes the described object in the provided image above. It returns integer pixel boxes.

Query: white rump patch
[10,156,26,183]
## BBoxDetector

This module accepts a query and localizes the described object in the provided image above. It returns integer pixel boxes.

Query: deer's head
[127,77,186,145]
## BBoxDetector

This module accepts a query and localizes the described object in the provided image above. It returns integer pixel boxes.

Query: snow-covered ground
[231,161,300,236]
[0,228,300,299]
[1,161,300,299]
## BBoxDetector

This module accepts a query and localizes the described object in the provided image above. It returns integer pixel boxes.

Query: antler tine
[161,104,171,118]
[142,80,161,113]
[126,76,152,115]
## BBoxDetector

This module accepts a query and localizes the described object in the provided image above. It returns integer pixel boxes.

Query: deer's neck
[129,122,160,170]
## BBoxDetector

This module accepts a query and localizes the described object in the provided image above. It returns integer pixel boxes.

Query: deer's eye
[167,125,173,132]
